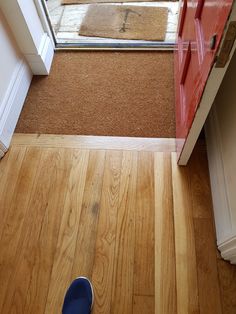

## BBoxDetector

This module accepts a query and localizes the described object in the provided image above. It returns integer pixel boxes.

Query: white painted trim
[218,236,236,264]
[26,33,54,75]
[0,0,54,75]
[0,61,32,151]
[178,1,236,165]
[205,105,236,264]
[33,0,56,48]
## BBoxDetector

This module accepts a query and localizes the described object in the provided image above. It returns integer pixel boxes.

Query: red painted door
[175,0,233,160]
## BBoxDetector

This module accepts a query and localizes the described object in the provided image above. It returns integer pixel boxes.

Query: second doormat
[79,5,168,41]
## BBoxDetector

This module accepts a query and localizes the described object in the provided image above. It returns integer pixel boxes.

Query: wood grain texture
[24,149,72,314]
[133,295,155,314]
[134,151,155,297]
[111,151,138,314]
[154,152,177,314]
[171,153,199,314]
[92,151,122,314]
[45,149,89,314]
[12,133,176,152]
[188,147,214,219]
[217,259,236,314]
[0,146,26,241]
[0,147,41,311]
[71,150,106,279]
[1,149,62,313]
[193,218,222,314]
[0,135,233,314]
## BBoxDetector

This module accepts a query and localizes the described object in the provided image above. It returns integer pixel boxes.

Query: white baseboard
[219,236,236,264]
[0,60,32,157]
[205,105,236,264]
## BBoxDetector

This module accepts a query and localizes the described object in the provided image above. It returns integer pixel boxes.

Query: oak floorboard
[134,151,155,297]
[1,148,62,313]
[92,151,122,314]
[193,218,222,314]
[0,147,41,311]
[45,149,89,314]
[71,150,106,279]
[111,151,138,314]
[0,146,26,240]
[171,153,199,314]
[24,149,72,314]
[12,133,176,152]
[133,295,155,314]
[217,259,236,314]
[154,152,177,314]
[188,147,214,219]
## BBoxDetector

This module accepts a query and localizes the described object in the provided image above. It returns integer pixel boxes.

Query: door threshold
[55,42,175,51]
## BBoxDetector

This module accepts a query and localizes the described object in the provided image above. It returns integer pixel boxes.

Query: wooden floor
[0,134,236,314]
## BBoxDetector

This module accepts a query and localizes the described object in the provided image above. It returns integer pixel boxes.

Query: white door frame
[0,0,55,75]
[178,1,236,165]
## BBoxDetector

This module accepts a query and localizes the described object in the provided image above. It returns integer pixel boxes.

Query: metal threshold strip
[56,41,176,50]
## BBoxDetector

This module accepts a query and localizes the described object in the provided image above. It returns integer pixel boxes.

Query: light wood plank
[12,133,176,152]
[44,149,89,314]
[134,151,155,297]
[188,147,213,219]
[193,218,222,314]
[111,151,138,314]
[1,148,63,313]
[0,146,26,240]
[24,148,72,314]
[133,295,155,314]
[92,150,122,314]
[0,147,41,311]
[171,153,199,314]
[71,150,106,279]
[154,152,177,314]
[217,259,236,314]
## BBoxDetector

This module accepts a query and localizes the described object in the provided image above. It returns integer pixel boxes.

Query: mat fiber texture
[16,52,175,138]
[62,0,175,4]
[79,5,168,41]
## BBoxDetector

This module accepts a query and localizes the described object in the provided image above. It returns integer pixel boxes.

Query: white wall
[0,9,32,153]
[0,11,22,105]
[205,50,236,263]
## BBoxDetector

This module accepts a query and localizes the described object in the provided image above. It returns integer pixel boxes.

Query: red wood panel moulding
[195,0,205,19]
[178,0,187,37]
[180,41,192,85]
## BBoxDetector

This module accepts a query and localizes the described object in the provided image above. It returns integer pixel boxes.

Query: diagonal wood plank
[0,147,41,311]
[111,151,138,314]
[154,152,177,314]
[171,153,199,314]
[24,148,72,314]
[71,150,106,279]
[92,150,122,314]
[134,151,155,297]
[44,149,89,314]
[1,148,63,313]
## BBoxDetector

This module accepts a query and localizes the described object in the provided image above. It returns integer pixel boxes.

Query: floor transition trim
[12,134,176,152]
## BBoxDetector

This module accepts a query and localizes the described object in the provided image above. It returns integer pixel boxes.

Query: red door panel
[175,0,233,159]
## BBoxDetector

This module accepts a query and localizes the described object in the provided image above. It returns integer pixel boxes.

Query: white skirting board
[0,60,32,156]
[205,105,236,264]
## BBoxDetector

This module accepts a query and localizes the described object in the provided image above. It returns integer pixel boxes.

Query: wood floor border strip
[12,134,176,152]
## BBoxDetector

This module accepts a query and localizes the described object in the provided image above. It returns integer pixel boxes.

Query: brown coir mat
[79,5,168,41]
[16,52,175,138]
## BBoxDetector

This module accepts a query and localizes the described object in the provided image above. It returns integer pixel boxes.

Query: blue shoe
[62,277,94,314]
